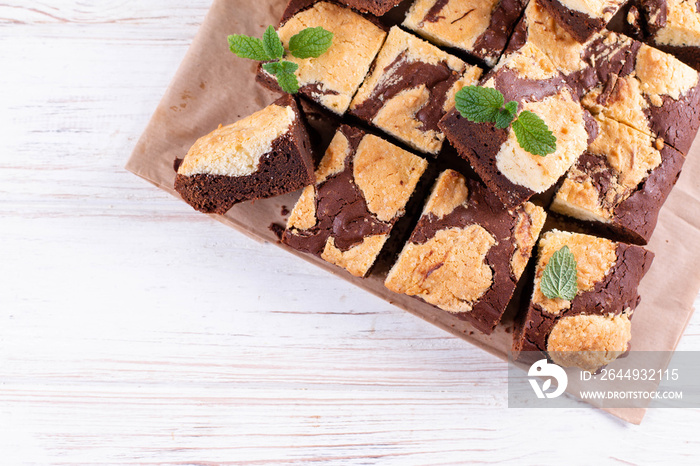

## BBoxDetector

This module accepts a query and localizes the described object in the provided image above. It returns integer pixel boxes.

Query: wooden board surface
[2,0,700,463]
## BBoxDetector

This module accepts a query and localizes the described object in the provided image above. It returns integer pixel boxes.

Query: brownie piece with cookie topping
[438,43,590,208]
[256,1,387,115]
[512,2,700,155]
[538,0,628,43]
[513,230,654,373]
[508,1,639,100]
[551,115,686,244]
[336,0,402,15]
[385,169,547,334]
[349,26,482,155]
[174,94,314,214]
[283,125,428,277]
[402,0,528,67]
[580,41,700,154]
[617,0,700,71]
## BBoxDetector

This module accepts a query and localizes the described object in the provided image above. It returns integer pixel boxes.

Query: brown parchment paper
[126,0,700,425]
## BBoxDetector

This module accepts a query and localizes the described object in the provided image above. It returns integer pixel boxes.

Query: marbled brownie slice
[174,95,314,214]
[623,0,700,71]
[336,0,401,15]
[551,115,685,244]
[508,1,639,100]
[581,41,700,154]
[513,2,700,155]
[403,0,528,67]
[439,44,589,207]
[283,125,428,277]
[538,0,627,42]
[513,230,654,372]
[256,1,387,115]
[385,170,547,334]
[349,27,482,155]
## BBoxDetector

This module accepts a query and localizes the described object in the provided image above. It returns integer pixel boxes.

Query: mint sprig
[540,246,578,300]
[455,86,557,156]
[228,26,333,94]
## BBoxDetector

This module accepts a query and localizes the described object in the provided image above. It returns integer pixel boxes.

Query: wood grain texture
[1,0,700,464]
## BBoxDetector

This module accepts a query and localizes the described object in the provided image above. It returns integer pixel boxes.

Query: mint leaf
[276,72,299,94]
[289,27,333,59]
[262,26,284,60]
[540,246,578,300]
[455,86,504,123]
[263,60,299,76]
[512,110,557,156]
[495,108,515,129]
[496,101,518,128]
[278,60,299,74]
[262,62,280,76]
[228,34,270,61]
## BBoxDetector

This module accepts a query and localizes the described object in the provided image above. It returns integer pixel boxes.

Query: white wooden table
[2,1,700,463]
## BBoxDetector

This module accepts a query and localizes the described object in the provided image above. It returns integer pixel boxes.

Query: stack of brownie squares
[173,0,700,373]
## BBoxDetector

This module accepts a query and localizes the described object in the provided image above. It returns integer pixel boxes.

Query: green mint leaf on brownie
[495,108,516,129]
[262,60,299,76]
[280,61,299,73]
[455,86,505,123]
[262,62,281,76]
[276,72,300,94]
[289,27,334,59]
[228,34,271,61]
[512,110,557,156]
[540,246,578,301]
[495,101,518,128]
[262,26,284,60]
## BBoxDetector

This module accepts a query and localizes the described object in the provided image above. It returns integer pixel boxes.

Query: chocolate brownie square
[438,44,590,207]
[538,0,627,43]
[551,115,685,244]
[513,2,700,155]
[620,0,700,71]
[256,1,387,116]
[403,0,528,67]
[174,95,314,214]
[335,0,402,15]
[581,41,700,154]
[508,1,639,100]
[513,230,654,372]
[349,27,482,155]
[385,170,546,334]
[283,125,428,277]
